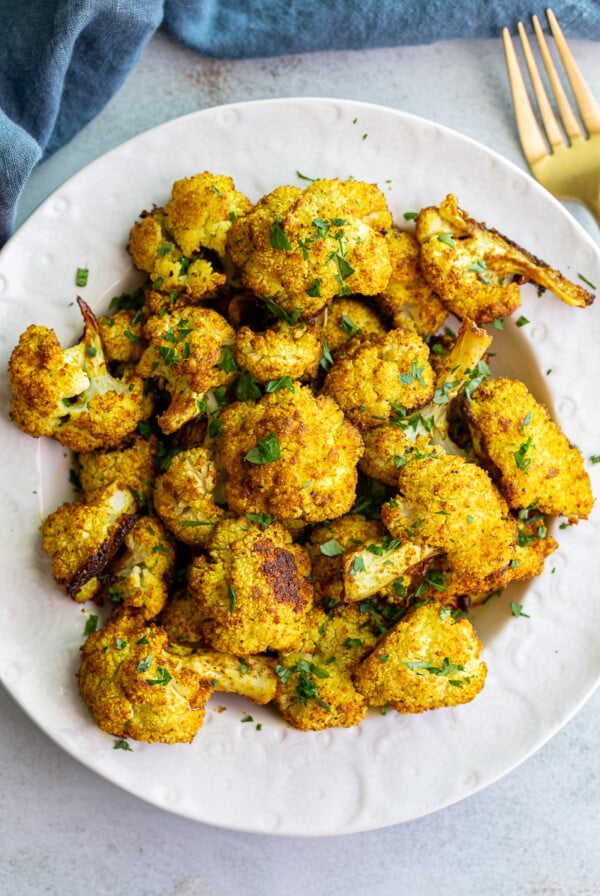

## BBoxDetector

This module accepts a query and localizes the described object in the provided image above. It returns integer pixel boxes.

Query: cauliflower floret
[153,446,227,546]
[359,425,422,487]
[416,194,594,323]
[218,383,364,522]
[8,298,151,452]
[321,328,434,429]
[226,178,393,319]
[181,649,278,706]
[137,306,236,434]
[187,517,313,654]
[322,296,387,354]
[102,516,176,620]
[460,376,594,522]
[375,229,447,336]
[382,449,517,592]
[97,308,145,365]
[41,482,139,602]
[272,604,379,731]
[234,319,322,383]
[353,601,487,713]
[77,433,158,506]
[78,610,215,744]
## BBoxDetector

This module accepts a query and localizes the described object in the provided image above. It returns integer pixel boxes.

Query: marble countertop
[2,27,599,896]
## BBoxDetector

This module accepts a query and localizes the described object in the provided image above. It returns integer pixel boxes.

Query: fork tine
[518,20,566,147]
[546,8,600,135]
[502,27,549,164]
[532,14,582,141]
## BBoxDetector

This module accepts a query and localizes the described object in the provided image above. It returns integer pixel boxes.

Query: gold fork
[502,8,600,227]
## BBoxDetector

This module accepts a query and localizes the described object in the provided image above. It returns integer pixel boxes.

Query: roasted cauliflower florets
[217,383,364,522]
[8,299,151,452]
[77,433,158,506]
[153,445,227,546]
[234,319,322,383]
[322,296,387,354]
[41,482,139,602]
[78,611,215,744]
[188,517,313,654]
[322,328,434,429]
[102,516,176,620]
[353,601,487,713]
[416,194,594,323]
[226,178,393,318]
[97,307,146,365]
[375,229,448,336]
[137,306,236,434]
[460,376,594,522]
[273,604,379,731]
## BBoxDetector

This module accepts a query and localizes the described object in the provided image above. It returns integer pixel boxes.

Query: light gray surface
[3,28,600,896]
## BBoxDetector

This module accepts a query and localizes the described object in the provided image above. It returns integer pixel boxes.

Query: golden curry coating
[375,229,447,336]
[416,194,594,323]
[137,305,236,434]
[321,327,434,429]
[97,308,146,365]
[153,445,227,547]
[8,300,151,453]
[272,604,379,731]
[41,482,139,603]
[359,424,421,487]
[353,602,487,713]
[78,611,215,744]
[234,319,322,383]
[226,178,393,318]
[382,450,517,586]
[77,433,158,505]
[217,383,364,523]
[460,376,594,522]
[187,517,313,655]
[322,296,387,354]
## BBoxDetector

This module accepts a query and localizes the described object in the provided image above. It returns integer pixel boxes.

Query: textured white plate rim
[0,96,599,836]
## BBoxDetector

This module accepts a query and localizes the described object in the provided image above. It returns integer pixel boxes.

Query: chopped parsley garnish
[244,431,281,464]
[113,739,133,751]
[514,436,533,471]
[147,667,173,688]
[84,614,98,635]
[319,538,344,557]
[270,217,292,251]
[246,512,276,527]
[510,601,530,618]
[264,376,295,394]
[228,585,237,614]
[137,655,153,673]
[75,267,89,287]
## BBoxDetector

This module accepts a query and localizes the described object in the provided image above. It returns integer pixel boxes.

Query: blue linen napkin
[2,0,600,246]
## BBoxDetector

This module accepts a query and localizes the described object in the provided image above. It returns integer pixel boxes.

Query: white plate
[0,97,599,836]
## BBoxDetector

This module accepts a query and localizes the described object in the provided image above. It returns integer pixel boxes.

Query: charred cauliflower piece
[416,194,594,323]
[218,383,363,523]
[8,298,151,452]
[128,172,251,304]
[375,229,447,336]
[137,306,236,434]
[153,445,227,546]
[78,611,215,744]
[234,319,322,384]
[460,376,594,522]
[188,517,313,654]
[77,433,158,506]
[273,604,379,731]
[382,450,517,595]
[226,178,393,319]
[321,328,434,429]
[102,516,176,620]
[41,482,139,602]
[322,296,387,355]
[353,601,487,713]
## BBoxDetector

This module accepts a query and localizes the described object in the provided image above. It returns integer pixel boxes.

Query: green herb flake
[113,739,133,751]
[245,431,281,465]
[270,217,292,251]
[137,655,153,673]
[516,315,530,327]
[319,538,344,557]
[75,267,89,287]
[84,614,99,635]
[510,601,531,618]
[147,667,173,688]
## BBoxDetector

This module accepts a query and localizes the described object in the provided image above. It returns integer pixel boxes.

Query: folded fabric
[2,0,600,246]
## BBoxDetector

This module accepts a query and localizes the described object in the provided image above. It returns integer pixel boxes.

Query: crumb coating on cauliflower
[188,517,313,654]
[375,229,447,336]
[226,179,393,318]
[102,516,176,620]
[8,300,151,452]
[97,308,145,364]
[153,445,227,546]
[78,611,215,743]
[416,194,594,323]
[41,482,139,602]
[137,305,236,434]
[353,602,487,713]
[322,328,434,429]
[218,383,364,522]
[273,604,379,730]
[322,296,387,354]
[77,433,157,506]
[460,376,594,522]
